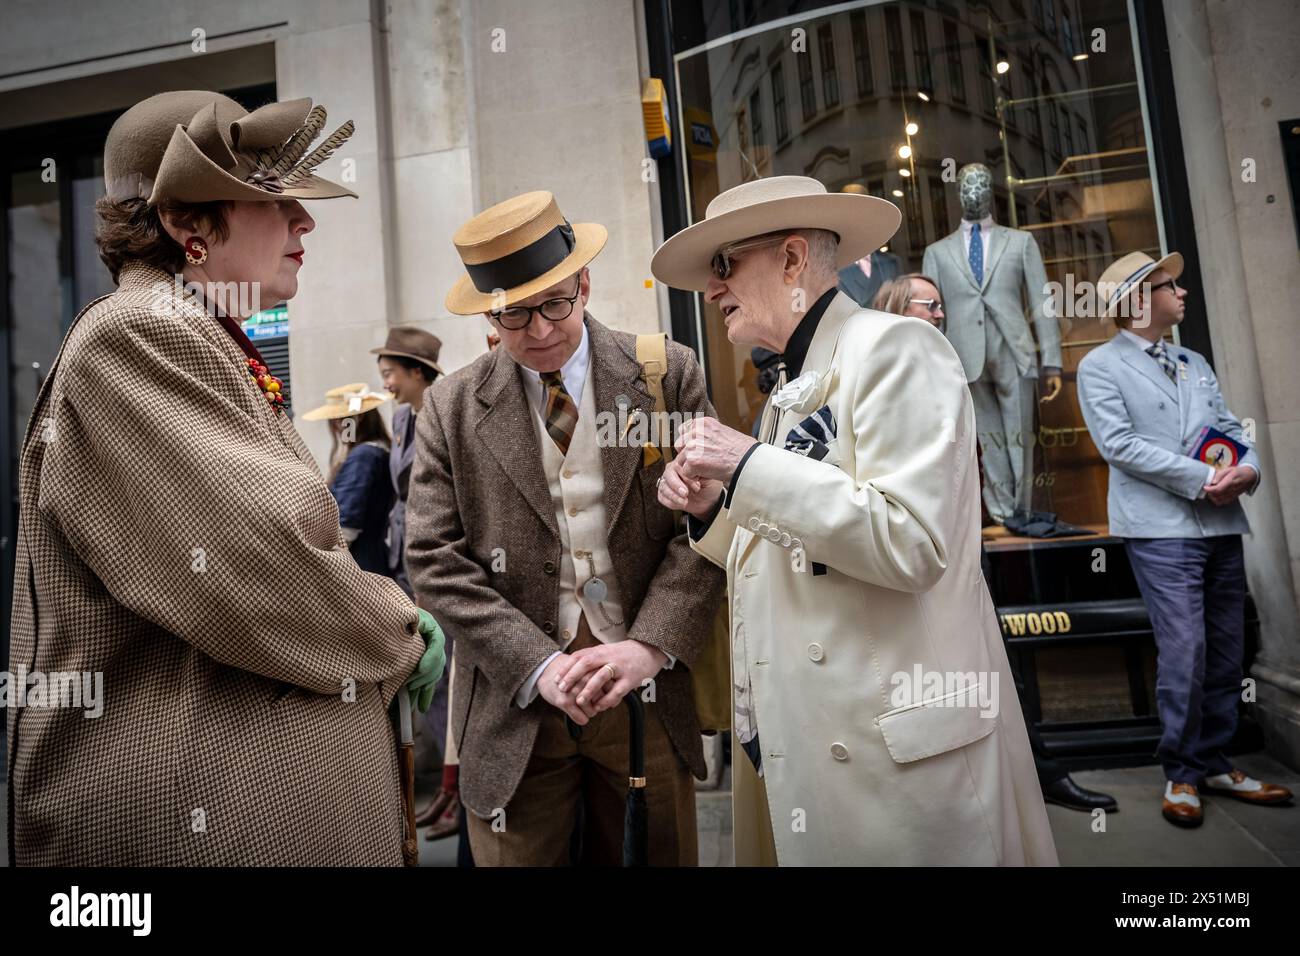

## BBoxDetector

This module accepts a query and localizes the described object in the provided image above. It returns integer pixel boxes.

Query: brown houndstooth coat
[6,262,425,866]
[404,315,726,819]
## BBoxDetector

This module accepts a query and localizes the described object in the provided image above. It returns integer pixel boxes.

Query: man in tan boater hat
[403,191,725,865]
[651,175,1057,865]
[1078,251,1287,827]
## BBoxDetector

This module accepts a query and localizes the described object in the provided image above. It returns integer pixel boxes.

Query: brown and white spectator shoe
[1203,769,1293,805]
[1162,781,1203,828]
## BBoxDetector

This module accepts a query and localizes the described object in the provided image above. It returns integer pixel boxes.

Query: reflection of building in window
[884,7,906,92]
[903,182,923,256]
[818,24,839,109]
[749,88,763,153]
[929,175,951,237]
[944,19,965,103]
[976,33,996,114]
[850,9,873,97]
[737,102,749,161]
[1063,10,1076,53]
[797,47,816,121]
[1024,60,1041,142]
[910,10,933,95]
[771,61,789,144]
[1044,0,1057,32]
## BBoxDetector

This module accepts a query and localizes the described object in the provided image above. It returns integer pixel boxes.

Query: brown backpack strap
[635,332,672,462]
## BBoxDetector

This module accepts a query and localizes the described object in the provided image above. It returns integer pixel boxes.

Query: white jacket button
[767,528,782,542]
[748,517,760,531]
[807,642,824,662]
[757,522,771,535]
[780,532,792,547]
[830,742,849,761]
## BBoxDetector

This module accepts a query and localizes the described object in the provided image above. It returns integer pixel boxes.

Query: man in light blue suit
[1077,250,1292,828]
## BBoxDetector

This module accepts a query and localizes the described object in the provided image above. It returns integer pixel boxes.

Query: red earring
[184,236,208,265]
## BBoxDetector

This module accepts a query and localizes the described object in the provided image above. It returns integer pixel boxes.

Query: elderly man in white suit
[650,176,1057,866]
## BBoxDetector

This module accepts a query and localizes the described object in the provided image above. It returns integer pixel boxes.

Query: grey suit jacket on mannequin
[923,225,1062,381]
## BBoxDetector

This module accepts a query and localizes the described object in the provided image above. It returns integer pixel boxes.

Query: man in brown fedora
[404,191,725,865]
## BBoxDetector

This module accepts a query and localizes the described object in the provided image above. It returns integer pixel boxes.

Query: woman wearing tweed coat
[5,91,444,866]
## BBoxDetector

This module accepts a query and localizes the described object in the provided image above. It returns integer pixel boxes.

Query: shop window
[850,9,873,98]
[818,23,840,109]
[944,19,965,104]
[668,0,1169,554]
[909,10,933,96]
[884,6,907,92]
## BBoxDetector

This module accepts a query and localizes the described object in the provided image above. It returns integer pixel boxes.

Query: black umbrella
[563,690,649,866]
[622,691,648,867]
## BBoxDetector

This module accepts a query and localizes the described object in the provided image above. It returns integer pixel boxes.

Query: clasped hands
[539,639,667,724]
[1204,464,1254,506]
[656,416,757,518]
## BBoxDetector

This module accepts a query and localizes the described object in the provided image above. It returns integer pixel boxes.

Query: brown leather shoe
[1203,769,1294,805]
[415,787,454,827]
[424,792,462,841]
[1162,782,1203,828]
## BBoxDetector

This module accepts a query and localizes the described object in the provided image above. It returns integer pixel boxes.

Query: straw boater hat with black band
[650,175,901,291]
[1096,250,1185,320]
[445,191,607,315]
[370,326,446,376]
[104,90,357,206]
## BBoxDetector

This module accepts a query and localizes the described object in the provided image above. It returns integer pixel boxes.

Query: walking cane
[397,686,419,867]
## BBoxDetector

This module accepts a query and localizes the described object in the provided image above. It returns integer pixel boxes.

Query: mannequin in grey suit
[922,164,1063,523]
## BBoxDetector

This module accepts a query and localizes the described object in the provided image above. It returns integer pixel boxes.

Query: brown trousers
[467,617,697,866]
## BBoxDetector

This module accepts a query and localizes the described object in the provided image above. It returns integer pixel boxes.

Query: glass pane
[8,168,63,479]
[72,157,114,307]
[672,0,1158,534]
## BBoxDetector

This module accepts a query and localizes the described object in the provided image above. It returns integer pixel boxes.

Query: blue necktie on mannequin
[969,222,984,285]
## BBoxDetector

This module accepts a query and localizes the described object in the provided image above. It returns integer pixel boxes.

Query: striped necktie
[1146,340,1177,382]
[539,370,579,456]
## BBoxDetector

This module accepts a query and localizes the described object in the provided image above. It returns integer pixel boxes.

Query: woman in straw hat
[303,384,396,577]
[7,91,444,866]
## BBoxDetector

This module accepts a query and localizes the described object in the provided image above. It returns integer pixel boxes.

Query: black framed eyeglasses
[908,297,943,315]
[1150,278,1182,296]
[491,277,582,330]
[710,232,788,281]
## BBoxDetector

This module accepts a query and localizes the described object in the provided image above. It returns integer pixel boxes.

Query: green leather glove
[406,609,447,713]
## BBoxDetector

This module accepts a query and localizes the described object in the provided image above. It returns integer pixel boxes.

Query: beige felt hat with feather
[104,90,357,205]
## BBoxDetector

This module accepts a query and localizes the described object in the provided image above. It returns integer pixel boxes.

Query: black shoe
[1042,775,1118,812]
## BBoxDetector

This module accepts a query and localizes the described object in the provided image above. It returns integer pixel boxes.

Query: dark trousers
[1125,535,1246,785]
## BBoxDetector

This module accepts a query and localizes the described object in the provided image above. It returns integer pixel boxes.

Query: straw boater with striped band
[1097,250,1185,320]
[444,191,607,315]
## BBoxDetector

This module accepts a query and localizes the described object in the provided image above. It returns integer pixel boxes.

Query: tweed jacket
[404,315,726,817]
[6,262,425,866]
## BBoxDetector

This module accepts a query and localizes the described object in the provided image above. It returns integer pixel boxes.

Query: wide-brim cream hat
[445,191,607,315]
[104,90,357,205]
[651,175,901,291]
[1098,250,1184,318]
[301,383,391,421]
